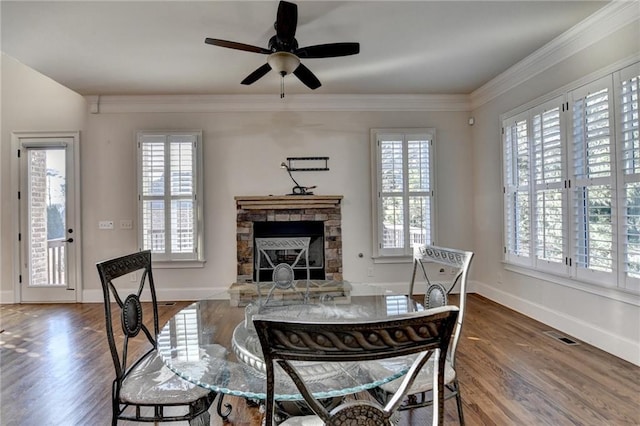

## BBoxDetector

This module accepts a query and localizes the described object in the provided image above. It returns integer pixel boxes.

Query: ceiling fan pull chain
[281,76,285,99]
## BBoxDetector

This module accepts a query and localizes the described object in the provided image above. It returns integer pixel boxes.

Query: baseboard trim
[0,291,16,304]
[472,280,640,366]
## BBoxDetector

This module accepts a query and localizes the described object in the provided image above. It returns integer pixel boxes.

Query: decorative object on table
[204,1,359,98]
[368,244,474,425]
[96,250,230,425]
[280,161,316,195]
[255,306,460,426]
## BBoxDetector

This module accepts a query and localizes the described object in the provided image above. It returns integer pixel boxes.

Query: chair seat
[377,357,456,394]
[120,350,211,405]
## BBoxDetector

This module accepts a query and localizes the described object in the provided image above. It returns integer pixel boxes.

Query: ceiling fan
[204,0,360,96]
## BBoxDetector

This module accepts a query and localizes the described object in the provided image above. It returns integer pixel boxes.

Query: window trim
[136,130,205,265]
[371,128,437,261]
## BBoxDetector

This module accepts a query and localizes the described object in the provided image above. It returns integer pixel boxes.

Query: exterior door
[16,133,80,302]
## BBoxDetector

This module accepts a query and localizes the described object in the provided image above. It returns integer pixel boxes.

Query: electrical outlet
[367,267,374,277]
[120,220,133,230]
[98,220,114,230]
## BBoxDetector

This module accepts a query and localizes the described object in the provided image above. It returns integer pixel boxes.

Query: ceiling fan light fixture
[267,51,300,76]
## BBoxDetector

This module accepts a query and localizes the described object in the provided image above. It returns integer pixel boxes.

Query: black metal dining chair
[255,305,460,426]
[96,250,216,425]
[371,244,474,425]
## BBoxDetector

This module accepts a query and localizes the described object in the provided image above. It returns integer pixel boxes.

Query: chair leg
[453,379,465,425]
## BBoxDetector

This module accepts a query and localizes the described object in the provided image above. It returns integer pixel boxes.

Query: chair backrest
[96,250,159,387]
[408,244,474,367]
[254,237,311,306]
[255,306,459,426]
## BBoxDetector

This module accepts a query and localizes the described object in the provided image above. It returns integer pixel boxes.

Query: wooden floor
[1,294,638,425]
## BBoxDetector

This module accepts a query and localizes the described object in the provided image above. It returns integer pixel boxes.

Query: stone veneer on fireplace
[235,195,343,283]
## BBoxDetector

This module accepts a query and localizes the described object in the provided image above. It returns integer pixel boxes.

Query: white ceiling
[1,1,609,97]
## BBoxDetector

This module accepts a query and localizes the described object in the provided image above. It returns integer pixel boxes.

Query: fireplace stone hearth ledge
[232,195,347,306]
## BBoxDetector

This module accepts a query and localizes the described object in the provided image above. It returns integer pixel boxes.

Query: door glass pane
[28,148,66,287]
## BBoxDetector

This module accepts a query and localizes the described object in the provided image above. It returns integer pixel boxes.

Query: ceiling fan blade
[293,63,321,90]
[275,1,298,43]
[241,63,273,85]
[205,38,270,54]
[295,42,360,59]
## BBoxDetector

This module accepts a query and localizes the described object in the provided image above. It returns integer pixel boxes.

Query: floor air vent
[543,330,579,345]
[161,302,176,306]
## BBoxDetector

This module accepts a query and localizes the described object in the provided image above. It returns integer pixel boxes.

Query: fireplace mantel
[235,195,342,210]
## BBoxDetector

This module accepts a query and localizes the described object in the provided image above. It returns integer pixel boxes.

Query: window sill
[503,262,640,306]
[152,260,206,269]
[372,256,412,264]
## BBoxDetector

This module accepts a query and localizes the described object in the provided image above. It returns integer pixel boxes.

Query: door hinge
[18,233,21,242]
[17,191,21,200]
[17,149,21,158]
[19,275,22,284]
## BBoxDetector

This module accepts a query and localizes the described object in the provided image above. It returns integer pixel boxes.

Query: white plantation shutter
[616,63,640,291]
[570,77,616,285]
[502,61,640,295]
[169,137,195,254]
[373,129,435,257]
[140,136,166,252]
[138,131,203,262]
[503,114,531,264]
[532,99,567,274]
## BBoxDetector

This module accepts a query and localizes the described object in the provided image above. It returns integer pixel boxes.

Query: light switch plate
[99,220,114,230]
[120,220,133,230]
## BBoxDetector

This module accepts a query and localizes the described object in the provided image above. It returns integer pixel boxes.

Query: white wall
[470,22,640,365]
[0,53,86,302]
[80,107,474,301]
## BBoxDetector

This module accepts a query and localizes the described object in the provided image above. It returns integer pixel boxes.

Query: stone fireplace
[235,195,343,284]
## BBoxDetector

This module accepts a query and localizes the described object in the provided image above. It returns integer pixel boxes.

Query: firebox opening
[253,221,325,282]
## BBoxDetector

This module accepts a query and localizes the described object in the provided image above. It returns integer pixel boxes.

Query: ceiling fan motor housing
[269,35,298,53]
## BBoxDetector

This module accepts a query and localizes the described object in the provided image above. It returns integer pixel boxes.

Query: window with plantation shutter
[503,115,531,264]
[372,129,435,258]
[502,61,640,295]
[569,78,615,285]
[137,131,204,263]
[532,100,567,274]
[616,63,640,292]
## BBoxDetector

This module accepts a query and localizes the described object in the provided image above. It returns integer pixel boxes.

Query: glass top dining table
[157,283,423,402]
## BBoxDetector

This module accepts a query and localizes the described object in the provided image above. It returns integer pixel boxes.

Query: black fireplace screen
[253,221,325,281]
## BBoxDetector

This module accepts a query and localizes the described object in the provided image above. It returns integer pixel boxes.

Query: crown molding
[470,1,640,110]
[85,93,470,114]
